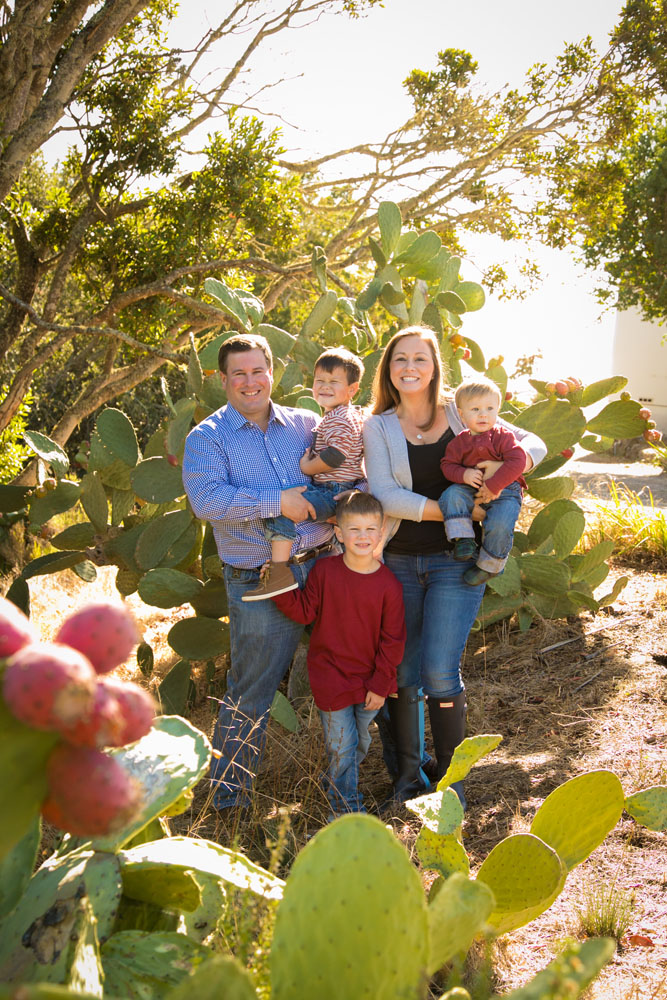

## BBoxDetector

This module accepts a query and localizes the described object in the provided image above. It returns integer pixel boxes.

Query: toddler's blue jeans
[265,480,357,542]
[438,480,523,574]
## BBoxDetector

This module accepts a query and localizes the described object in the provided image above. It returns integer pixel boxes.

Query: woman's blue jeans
[377,550,485,777]
[318,703,378,817]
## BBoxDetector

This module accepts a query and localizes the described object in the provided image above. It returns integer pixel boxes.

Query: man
[182,333,336,809]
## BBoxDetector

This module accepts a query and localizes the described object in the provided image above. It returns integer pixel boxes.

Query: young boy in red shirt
[272,491,405,818]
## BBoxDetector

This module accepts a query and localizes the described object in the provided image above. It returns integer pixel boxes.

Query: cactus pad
[476,833,566,935]
[530,770,624,871]
[167,955,258,1000]
[414,828,470,879]
[427,872,494,975]
[406,787,464,835]
[270,814,428,1000]
[624,786,667,831]
[437,734,503,791]
[101,930,208,997]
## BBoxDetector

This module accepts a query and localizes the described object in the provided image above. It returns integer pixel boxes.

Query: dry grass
[582,482,667,564]
[20,553,667,999]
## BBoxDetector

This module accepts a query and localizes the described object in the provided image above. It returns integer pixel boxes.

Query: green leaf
[28,481,81,528]
[504,938,615,1000]
[368,236,386,267]
[455,281,486,311]
[356,277,383,312]
[101,931,209,999]
[0,817,40,921]
[135,510,195,571]
[517,553,572,596]
[256,323,297,359]
[531,770,624,871]
[137,642,154,678]
[311,245,328,291]
[51,522,96,550]
[624,786,667,831]
[296,395,321,415]
[513,398,586,457]
[270,691,300,733]
[378,201,402,257]
[73,560,97,583]
[300,290,338,338]
[168,616,230,659]
[570,540,615,583]
[427,873,494,976]
[95,408,140,467]
[580,375,628,407]
[80,472,108,531]
[236,289,264,327]
[463,336,485,372]
[21,550,88,579]
[438,256,461,292]
[552,510,585,558]
[0,484,29,513]
[476,833,566,935]
[438,734,503,790]
[204,277,250,330]
[486,555,521,596]
[525,454,568,480]
[405,787,463,835]
[190,578,228,618]
[23,430,69,477]
[421,302,443,336]
[166,400,197,459]
[435,290,467,314]
[597,574,629,608]
[92,717,212,851]
[527,499,584,549]
[414,827,470,878]
[158,660,192,715]
[394,230,441,267]
[131,458,185,504]
[165,956,259,1000]
[586,398,646,439]
[139,568,203,608]
[526,476,574,504]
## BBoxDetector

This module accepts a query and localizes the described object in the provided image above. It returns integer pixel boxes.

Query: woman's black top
[385,429,457,555]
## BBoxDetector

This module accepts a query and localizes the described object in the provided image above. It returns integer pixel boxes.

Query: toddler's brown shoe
[241,561,298,602]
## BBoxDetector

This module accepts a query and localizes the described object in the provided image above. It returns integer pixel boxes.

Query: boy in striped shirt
[243,348,366,601]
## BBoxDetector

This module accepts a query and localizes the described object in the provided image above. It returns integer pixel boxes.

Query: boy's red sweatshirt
[272,555,405,712]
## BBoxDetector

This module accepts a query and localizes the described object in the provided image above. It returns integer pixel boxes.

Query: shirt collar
[225,400,286,430]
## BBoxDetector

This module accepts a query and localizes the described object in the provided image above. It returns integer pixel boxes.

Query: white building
[613,308,667,436]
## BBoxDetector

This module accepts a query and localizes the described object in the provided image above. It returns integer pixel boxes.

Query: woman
[363,326,546,806]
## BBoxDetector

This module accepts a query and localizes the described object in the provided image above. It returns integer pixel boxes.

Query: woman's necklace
[416,433,423,440]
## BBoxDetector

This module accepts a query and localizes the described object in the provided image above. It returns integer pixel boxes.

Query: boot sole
[241,581,299,602]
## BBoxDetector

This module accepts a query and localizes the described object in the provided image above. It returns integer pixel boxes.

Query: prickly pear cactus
[475,833,567,935]
[165,955,258,999]
[270,814,429,1000]
[426,872,494,976]
[530,770,625,872]
[624,785,667,831]
[497,937,615,999]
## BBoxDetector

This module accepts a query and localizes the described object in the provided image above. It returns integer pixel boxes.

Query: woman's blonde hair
[370,325,449,430]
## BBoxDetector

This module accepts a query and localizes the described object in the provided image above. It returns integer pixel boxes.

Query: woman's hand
[475,459,502,481]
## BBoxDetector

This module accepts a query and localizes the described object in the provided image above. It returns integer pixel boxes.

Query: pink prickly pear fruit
[544,382,557,395]
[3,642,97,731]
[554,380,569,396]
[644,428,662,443]
[461,348,472,361]
[505,391,513,401]
[101,677,156,745]
[639,407,652,420]
[58,680,126,748]
[166,454,179,467]
[560,448,574,459]
[0,595,38,659]
[55,601,140,675]
[42,744,143,837]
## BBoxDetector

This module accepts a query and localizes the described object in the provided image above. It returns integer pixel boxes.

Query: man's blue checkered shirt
[182,401,333,568]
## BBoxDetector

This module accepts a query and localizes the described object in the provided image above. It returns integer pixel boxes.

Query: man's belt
[288,541,336,565]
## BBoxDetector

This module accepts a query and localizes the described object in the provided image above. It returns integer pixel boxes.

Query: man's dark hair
[315,348,364,385]
[335,490,383,522]
[218,334,272,374]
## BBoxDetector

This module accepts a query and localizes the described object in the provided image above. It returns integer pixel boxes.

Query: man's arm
[183,426,316,524]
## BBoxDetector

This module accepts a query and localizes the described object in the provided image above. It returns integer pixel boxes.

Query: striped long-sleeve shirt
[182,402,333,568]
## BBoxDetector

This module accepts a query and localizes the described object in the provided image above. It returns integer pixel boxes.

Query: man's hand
[280,485,316,522]
[364,690,385,711]
[463,467,484,488]
[476,483,499,504]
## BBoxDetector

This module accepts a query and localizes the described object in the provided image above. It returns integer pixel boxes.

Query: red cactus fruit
[3,642,97,731]
[544,382,556,394]
[55,601,140,675]
[554,380,569,396]
[101,677,156,744]
[639,408,652,420]
[504,391,513,401]
[560,448,574,459]
[644,428,662,443]
[0,596,38,659]
[58,680,126,748]
[166,454,179,467]
[461,348,472,361]
[42,744,143,837]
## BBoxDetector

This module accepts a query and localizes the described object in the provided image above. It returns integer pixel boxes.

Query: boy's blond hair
[454,377,502,408]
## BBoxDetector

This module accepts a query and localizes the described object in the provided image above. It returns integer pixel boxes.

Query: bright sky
[171,0,624,395]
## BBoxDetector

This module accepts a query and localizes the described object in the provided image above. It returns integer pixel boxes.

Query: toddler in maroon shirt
[439,377,527,587]
[272,491,405,819]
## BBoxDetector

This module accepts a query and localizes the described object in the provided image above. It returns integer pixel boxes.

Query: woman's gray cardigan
[362,401,547,546]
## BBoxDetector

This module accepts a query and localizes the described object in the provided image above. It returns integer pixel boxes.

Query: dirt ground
[23,463,667,1000]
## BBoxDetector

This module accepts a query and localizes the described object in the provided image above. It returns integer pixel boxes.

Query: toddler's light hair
[454,377,502,408]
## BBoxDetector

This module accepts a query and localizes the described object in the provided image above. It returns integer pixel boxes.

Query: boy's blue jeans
[438,480,523,574]
[264,481,357,542]
[318,703,379,817]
